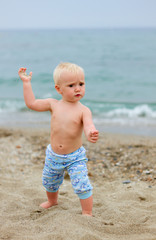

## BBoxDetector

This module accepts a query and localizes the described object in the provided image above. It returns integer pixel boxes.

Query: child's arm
[82,106,99,143]
[18,67,52,112]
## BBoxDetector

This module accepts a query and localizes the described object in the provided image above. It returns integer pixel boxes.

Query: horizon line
[0,26,156,31]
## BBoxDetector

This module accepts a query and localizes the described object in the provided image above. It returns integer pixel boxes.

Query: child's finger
[90,139,98,143]
[91,130,99,135]
[91,133,99,137]
[18,68,23,73]
[18,67,27,73]
[91,136,98,139]
[93,132,99,136]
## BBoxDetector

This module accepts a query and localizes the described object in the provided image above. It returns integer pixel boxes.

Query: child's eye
[79,83,84,86]
[69,84,73,87]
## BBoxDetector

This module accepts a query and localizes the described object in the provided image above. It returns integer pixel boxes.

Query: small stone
[122,180,131,184]
[103,221,114,226]
[115,162,120,166]
[88,172,93,177]
[16,145,22,148]
[129,174,135,178]
[147,176,152,181]
[136,170,142,175]
[139,196,146,201]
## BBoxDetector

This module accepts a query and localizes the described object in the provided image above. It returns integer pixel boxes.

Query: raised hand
[18,67,32,82]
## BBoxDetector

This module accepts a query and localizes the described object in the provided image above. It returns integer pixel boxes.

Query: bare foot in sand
[82,213,92,217]
[40,191,58,209]
[80,195,93,216]
[40,201,58,209]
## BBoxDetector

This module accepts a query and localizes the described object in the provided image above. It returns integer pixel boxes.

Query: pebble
[115,162,120,166]
[139,196,146,201]
[122,180,131,184]
[16,145,22,148]
[145,170,151,175]
[136,170,142,175]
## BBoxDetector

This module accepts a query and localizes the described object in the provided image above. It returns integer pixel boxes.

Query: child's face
[56,70,85,103]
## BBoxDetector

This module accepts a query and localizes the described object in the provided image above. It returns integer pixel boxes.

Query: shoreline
[1,110,156,137]
[1,120,156,137]
[0,127,156,240]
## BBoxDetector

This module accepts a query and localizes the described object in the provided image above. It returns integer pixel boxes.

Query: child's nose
[75,85,80,91]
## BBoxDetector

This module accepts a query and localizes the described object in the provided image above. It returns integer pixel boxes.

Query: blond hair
[53,62,84,85]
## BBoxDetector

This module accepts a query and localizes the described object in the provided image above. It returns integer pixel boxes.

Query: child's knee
[42,173,64,192]
[71,176,93,198]
[42,178,60,192]
[68,161,93,198]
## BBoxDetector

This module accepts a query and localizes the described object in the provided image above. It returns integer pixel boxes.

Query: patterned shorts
[42,144,93,199]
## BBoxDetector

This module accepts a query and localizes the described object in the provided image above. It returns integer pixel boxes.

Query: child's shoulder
[49,98,59,104]
[47,98,59,108]
[79,102,91,113]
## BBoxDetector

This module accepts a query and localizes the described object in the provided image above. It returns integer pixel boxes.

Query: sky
[0,0,156,29]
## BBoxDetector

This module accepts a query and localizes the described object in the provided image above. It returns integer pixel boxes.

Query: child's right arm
[18,67,52,112]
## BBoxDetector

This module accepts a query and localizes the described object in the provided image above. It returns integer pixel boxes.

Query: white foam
[105,104,156,119]
[93,104,156,128]
[0,99,25,112]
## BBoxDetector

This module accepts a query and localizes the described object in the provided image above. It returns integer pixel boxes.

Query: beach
[0,127,156,240]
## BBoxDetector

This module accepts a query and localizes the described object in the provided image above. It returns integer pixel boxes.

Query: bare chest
[51,106,83,128]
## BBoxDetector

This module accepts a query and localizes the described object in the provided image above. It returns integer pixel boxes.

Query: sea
[0,28,156,136]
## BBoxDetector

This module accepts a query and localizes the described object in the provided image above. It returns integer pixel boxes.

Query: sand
[0,127,156,240]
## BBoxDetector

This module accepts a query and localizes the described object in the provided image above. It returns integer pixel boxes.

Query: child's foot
[82,211,92,217]
[40,201,58,209]
[80,195,93,217]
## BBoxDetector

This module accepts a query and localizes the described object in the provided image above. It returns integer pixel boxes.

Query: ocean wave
[93,104,156,127]
[0,99,26,112]
[1,100,156,127]
[104,105,156,119]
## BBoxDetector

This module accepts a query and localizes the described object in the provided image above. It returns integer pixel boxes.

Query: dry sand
[0,127,156,240]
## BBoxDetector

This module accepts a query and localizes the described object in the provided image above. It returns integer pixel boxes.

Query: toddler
[18,63,99,216]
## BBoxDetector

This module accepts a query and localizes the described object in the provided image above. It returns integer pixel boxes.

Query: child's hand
[18,67,32,82]
[88,130,99,143]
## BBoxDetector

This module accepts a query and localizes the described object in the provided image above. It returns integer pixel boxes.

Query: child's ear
[55,85,62,94]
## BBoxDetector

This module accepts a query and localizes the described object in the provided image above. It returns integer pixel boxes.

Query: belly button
[59,145,62,148]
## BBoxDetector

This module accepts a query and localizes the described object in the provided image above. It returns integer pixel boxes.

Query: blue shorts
[42,144,93,199]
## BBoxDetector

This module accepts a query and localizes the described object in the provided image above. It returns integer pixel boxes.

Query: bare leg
[79,195,93,216]
[40,190,58,209]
